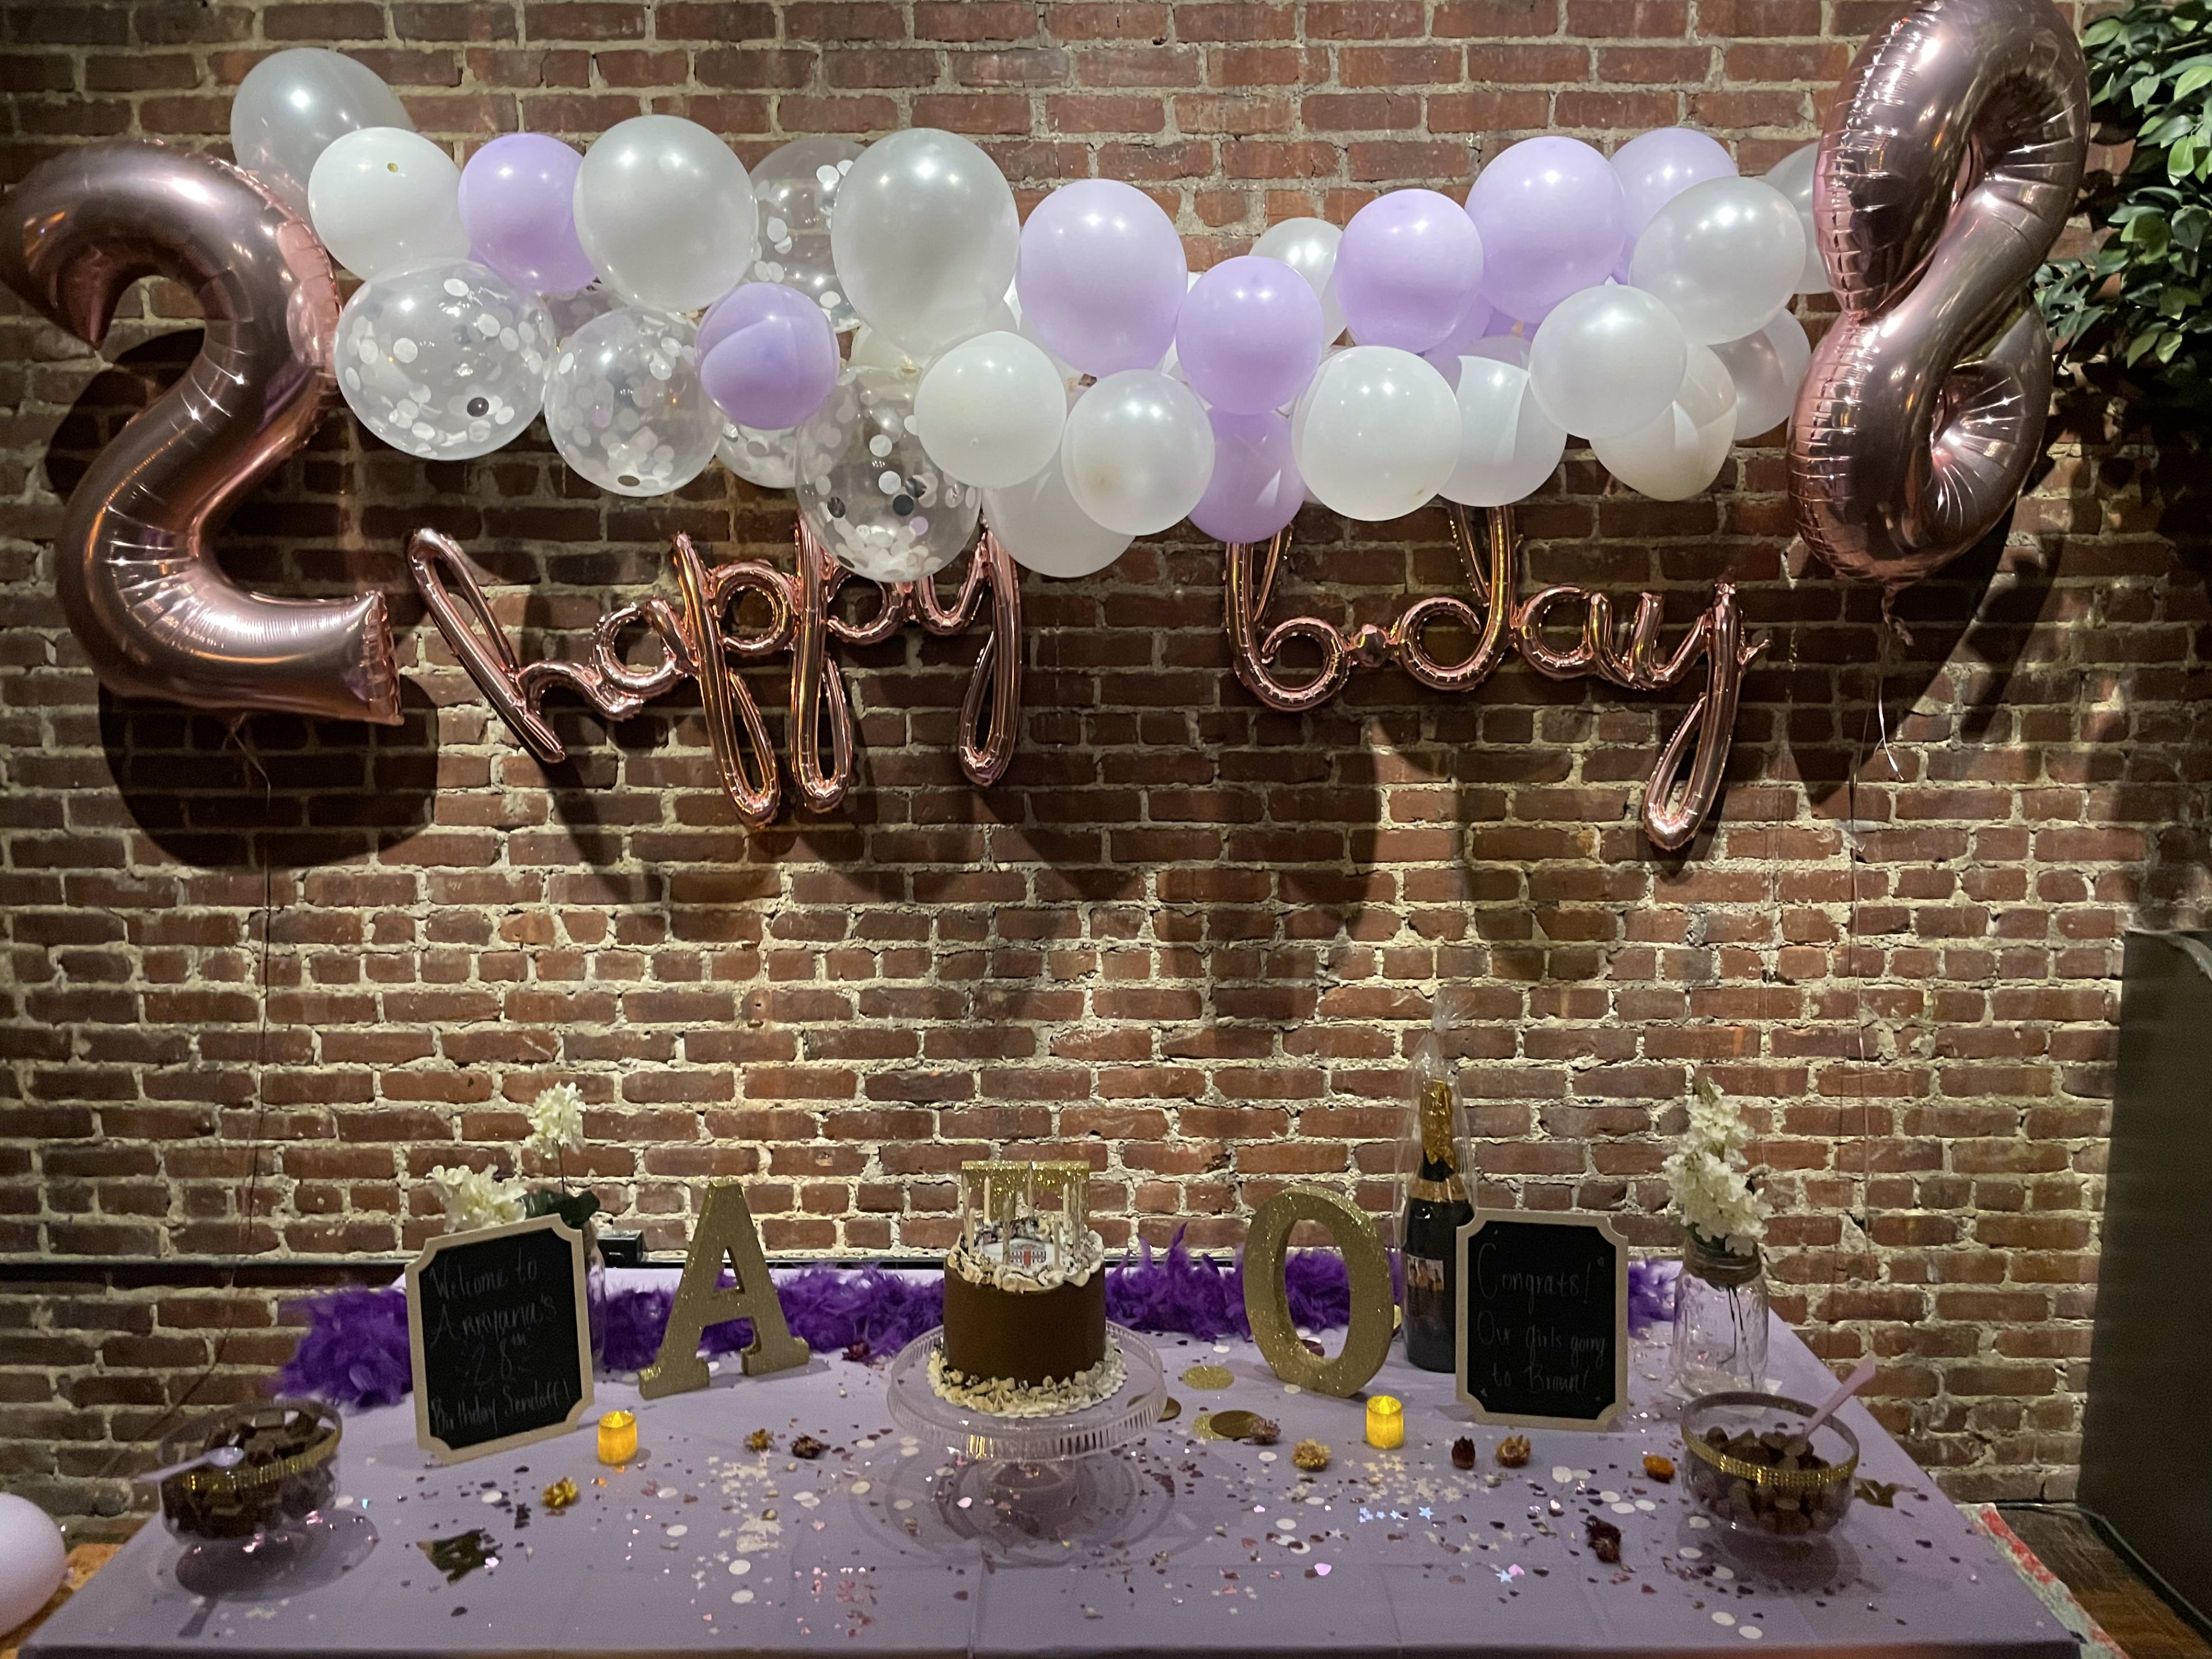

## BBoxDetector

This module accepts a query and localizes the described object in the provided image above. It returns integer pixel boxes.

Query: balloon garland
[0,2,2088,853]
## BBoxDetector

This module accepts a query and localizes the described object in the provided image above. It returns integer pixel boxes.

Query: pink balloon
[1335,188,1484,353]
[1017,179,1188,377]
[1611,127,1737,240]
[1176,255,1326,415]
[1467,137,1627,324]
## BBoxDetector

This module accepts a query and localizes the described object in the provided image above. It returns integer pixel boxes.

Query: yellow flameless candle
[1365,1393,1404,1450]
[597,1409,637,1465]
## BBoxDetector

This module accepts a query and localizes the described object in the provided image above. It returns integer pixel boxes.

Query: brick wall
[3,0,2200,1533]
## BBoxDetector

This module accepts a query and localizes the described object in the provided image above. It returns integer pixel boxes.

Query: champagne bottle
[1402,1079,1473,1372]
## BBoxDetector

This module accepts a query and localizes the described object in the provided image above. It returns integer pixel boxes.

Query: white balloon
[1253,217,1348,343]
[987,457,1134,578]
[1438,355,1568,507]
[1711,310,1812,440]
[574,116,756,313]
[719,418,800,489]
[306,127,467,281]
[847,324,923,377]
[1630,176,1806,345]
[0,1493,67,1634]
[1060,370,1216,537]
[336,260,551,460]
[543,307,718,497]
[798,368,982,584]
[1527,285,1688,440]
[1293,345,1460,521]
[914,331,1066,488]
[230,48,412,214]
[1592,344,1737,500]
[831,128,1020,359]
[1764,143,1831,295]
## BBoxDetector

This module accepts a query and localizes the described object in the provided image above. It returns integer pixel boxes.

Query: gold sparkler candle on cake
[933,1160,1120,1414]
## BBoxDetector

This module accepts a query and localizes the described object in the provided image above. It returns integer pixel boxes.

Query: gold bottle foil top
[1409,1080,1466,1202]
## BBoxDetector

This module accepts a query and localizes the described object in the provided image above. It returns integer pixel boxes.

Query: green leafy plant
[2037,0,2212,409]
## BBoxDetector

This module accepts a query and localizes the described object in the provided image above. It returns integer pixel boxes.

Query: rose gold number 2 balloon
[0,140,400,724]
[1789,0,2088,595]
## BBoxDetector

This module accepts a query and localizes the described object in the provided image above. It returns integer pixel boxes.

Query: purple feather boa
[276,1242,1676,1412]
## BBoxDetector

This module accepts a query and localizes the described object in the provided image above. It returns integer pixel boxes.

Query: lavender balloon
[1609,127,1736,240]
[1191,408,1303,543]
[1017,178,1188,377]
[1335,189,1484,353]
[697,283,840,430]
[459,133,596,295]
[1420,289,1496,378]
[1466,137,1627,325]
[1175,255,1325,415]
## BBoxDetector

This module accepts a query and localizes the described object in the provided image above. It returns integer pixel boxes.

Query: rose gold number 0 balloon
[0,140,400,724]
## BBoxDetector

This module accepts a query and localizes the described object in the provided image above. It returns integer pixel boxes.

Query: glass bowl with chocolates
[157,1399,343,1543]
[1680,1390,1858,1539]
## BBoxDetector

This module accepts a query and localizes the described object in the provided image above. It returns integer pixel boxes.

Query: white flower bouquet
[426,1082,598,1235]
[1661,1075,1767,1257]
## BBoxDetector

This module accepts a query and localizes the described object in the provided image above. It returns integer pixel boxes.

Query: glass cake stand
[885,1321,1167,1461]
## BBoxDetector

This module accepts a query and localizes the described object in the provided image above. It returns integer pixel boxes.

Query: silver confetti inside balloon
[797,366,979,584]
[543,305,719,497]
[747,135,863,334]
[718,418,800,490]
[336,259,551,461]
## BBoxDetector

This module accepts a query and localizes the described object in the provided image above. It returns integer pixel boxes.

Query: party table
[27,1313,2071,1659]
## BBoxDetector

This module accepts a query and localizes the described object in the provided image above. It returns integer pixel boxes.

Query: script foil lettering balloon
[0,141,399,725]
[1789,0,2089,593]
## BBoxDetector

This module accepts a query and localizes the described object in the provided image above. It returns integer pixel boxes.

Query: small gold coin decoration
[1180,1363,1234,1390]
[1191,1411,1218,1440]
[1159,1397,1181,1422]
[1207,1410,1262,1442]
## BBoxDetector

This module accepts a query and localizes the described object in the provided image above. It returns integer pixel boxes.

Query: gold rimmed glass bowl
[1680,1390,1858,1539]
[157,1399,342,1542]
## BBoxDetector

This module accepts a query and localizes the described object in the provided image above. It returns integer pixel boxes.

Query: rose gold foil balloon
[1789,0,2088,593]
[0,141,400,724]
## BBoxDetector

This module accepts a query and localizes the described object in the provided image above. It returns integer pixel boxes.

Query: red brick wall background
[3,0,2203,1532]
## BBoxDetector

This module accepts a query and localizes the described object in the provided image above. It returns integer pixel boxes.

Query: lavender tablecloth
[29,1312,2073,1659]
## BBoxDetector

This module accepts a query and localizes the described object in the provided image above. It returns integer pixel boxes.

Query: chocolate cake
[933,1159,1120,1415]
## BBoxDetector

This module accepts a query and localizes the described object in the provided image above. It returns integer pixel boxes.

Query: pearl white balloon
[1253,217,1347,343]
[1711,310,1812,439]
[0,1493,66,1633]
[1293,345,1460,521]
[831,128,1020,360]
[1630,176,1806,345]
[231,48,412,215]
[1592,344,1737,500]
[798,368,982,584]
[574,116,756,314]
[987,456,1134,578]
[1764,143,1831,294]
[1528,285,1688,440]
[1060,370,1216,537]
[719,418,800,489]
[543,307,718,497]
[307,127,467,281]
[914,331,1066,489]
[1438,354,1568,507]
[336,260,551,460]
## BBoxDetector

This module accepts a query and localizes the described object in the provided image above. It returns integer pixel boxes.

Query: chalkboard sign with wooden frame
[407,1214,594,1464]
[1455,1210,1629,1432]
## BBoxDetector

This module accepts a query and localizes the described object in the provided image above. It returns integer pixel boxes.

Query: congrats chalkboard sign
[1455,1211,1628,1431]
[407,1214,594,1464]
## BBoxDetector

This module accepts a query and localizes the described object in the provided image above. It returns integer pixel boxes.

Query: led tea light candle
[1365,1394,1404,1450]
[597,1410,637,1465]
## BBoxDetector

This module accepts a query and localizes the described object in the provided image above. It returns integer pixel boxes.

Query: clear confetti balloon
[541,281,621,344]
[543,306,718,497]
[797,366,980,584]
[718,418,800,490]
[335,259,550,461]
[749,135,863,334]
